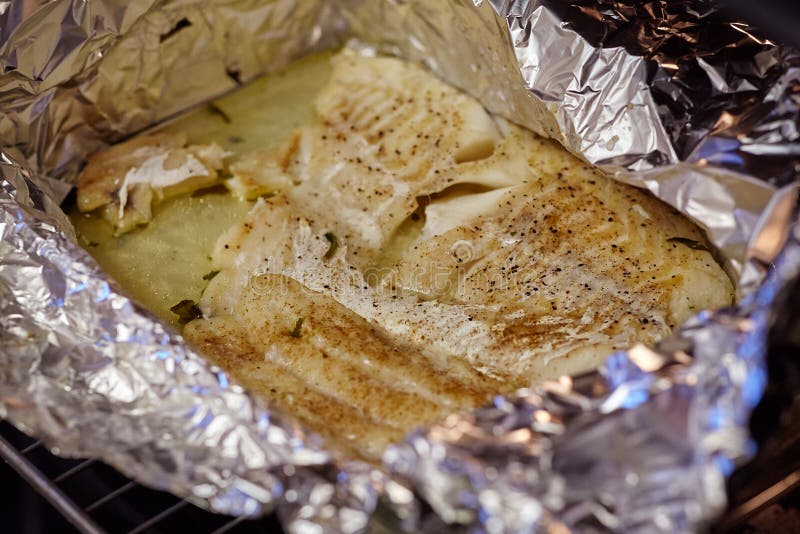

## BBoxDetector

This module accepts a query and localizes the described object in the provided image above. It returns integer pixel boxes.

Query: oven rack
[0,420,283,534]
[3,415,800,533]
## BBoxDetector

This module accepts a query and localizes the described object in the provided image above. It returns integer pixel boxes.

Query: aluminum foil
[0,0,798,532]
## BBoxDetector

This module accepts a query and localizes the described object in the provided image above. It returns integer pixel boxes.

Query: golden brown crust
[185,276,505,460]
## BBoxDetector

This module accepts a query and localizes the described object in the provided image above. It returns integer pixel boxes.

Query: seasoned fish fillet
[76,133,227,234]
[223,51,512,261]
[186,275,502,459]
[182,51,734,459]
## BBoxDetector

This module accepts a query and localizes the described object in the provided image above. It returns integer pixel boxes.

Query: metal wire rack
[4,415,800,533]
[0,420,283,534]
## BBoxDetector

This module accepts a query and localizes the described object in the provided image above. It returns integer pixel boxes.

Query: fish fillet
[76,133,227,234]
[181,51,734,459]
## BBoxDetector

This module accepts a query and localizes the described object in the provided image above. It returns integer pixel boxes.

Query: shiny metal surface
[0,1,798,532]
[0,433,103,534]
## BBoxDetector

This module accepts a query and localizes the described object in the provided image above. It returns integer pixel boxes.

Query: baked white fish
[180,51,734,459]
[76,133,227,234]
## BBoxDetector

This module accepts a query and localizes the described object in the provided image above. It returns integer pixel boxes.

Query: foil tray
[0,1,798,532]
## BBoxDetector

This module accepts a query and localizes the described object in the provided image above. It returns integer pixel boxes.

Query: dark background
[721,0,800,48]
[1,460,78,534]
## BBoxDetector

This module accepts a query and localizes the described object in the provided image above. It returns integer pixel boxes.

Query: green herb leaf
[667,237,709,252]
[206,103,231,123]
[324,232,339,260]
[202,270,220,281]
[289,318,304,338]
[191,184,229,197]
[170,299,203,325]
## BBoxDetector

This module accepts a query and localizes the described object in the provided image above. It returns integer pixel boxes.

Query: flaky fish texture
[76,133,227,234]
[180,51,734,460]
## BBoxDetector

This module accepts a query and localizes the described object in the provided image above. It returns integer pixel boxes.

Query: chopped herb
[191,184,229,197]
[170,299,202,324]
[228,136,244,144]
[226,68,242,85]
[203,270,220,281]
[207,103,231,123]
[77,232,99,248]
[667,237,709,252]
[289,318,304,338]
[159,17,191,43]
[324,232,339,260]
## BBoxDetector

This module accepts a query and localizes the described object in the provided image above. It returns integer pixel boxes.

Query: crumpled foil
[0,0,798,532]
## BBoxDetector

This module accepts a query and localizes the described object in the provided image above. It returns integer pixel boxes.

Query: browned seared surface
[185,275,502,459]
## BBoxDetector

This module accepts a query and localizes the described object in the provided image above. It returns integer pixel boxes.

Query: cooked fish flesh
[71,50,734,460]
[180,51,734,459]
[76,133,227,234]
[186,274,504,459]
